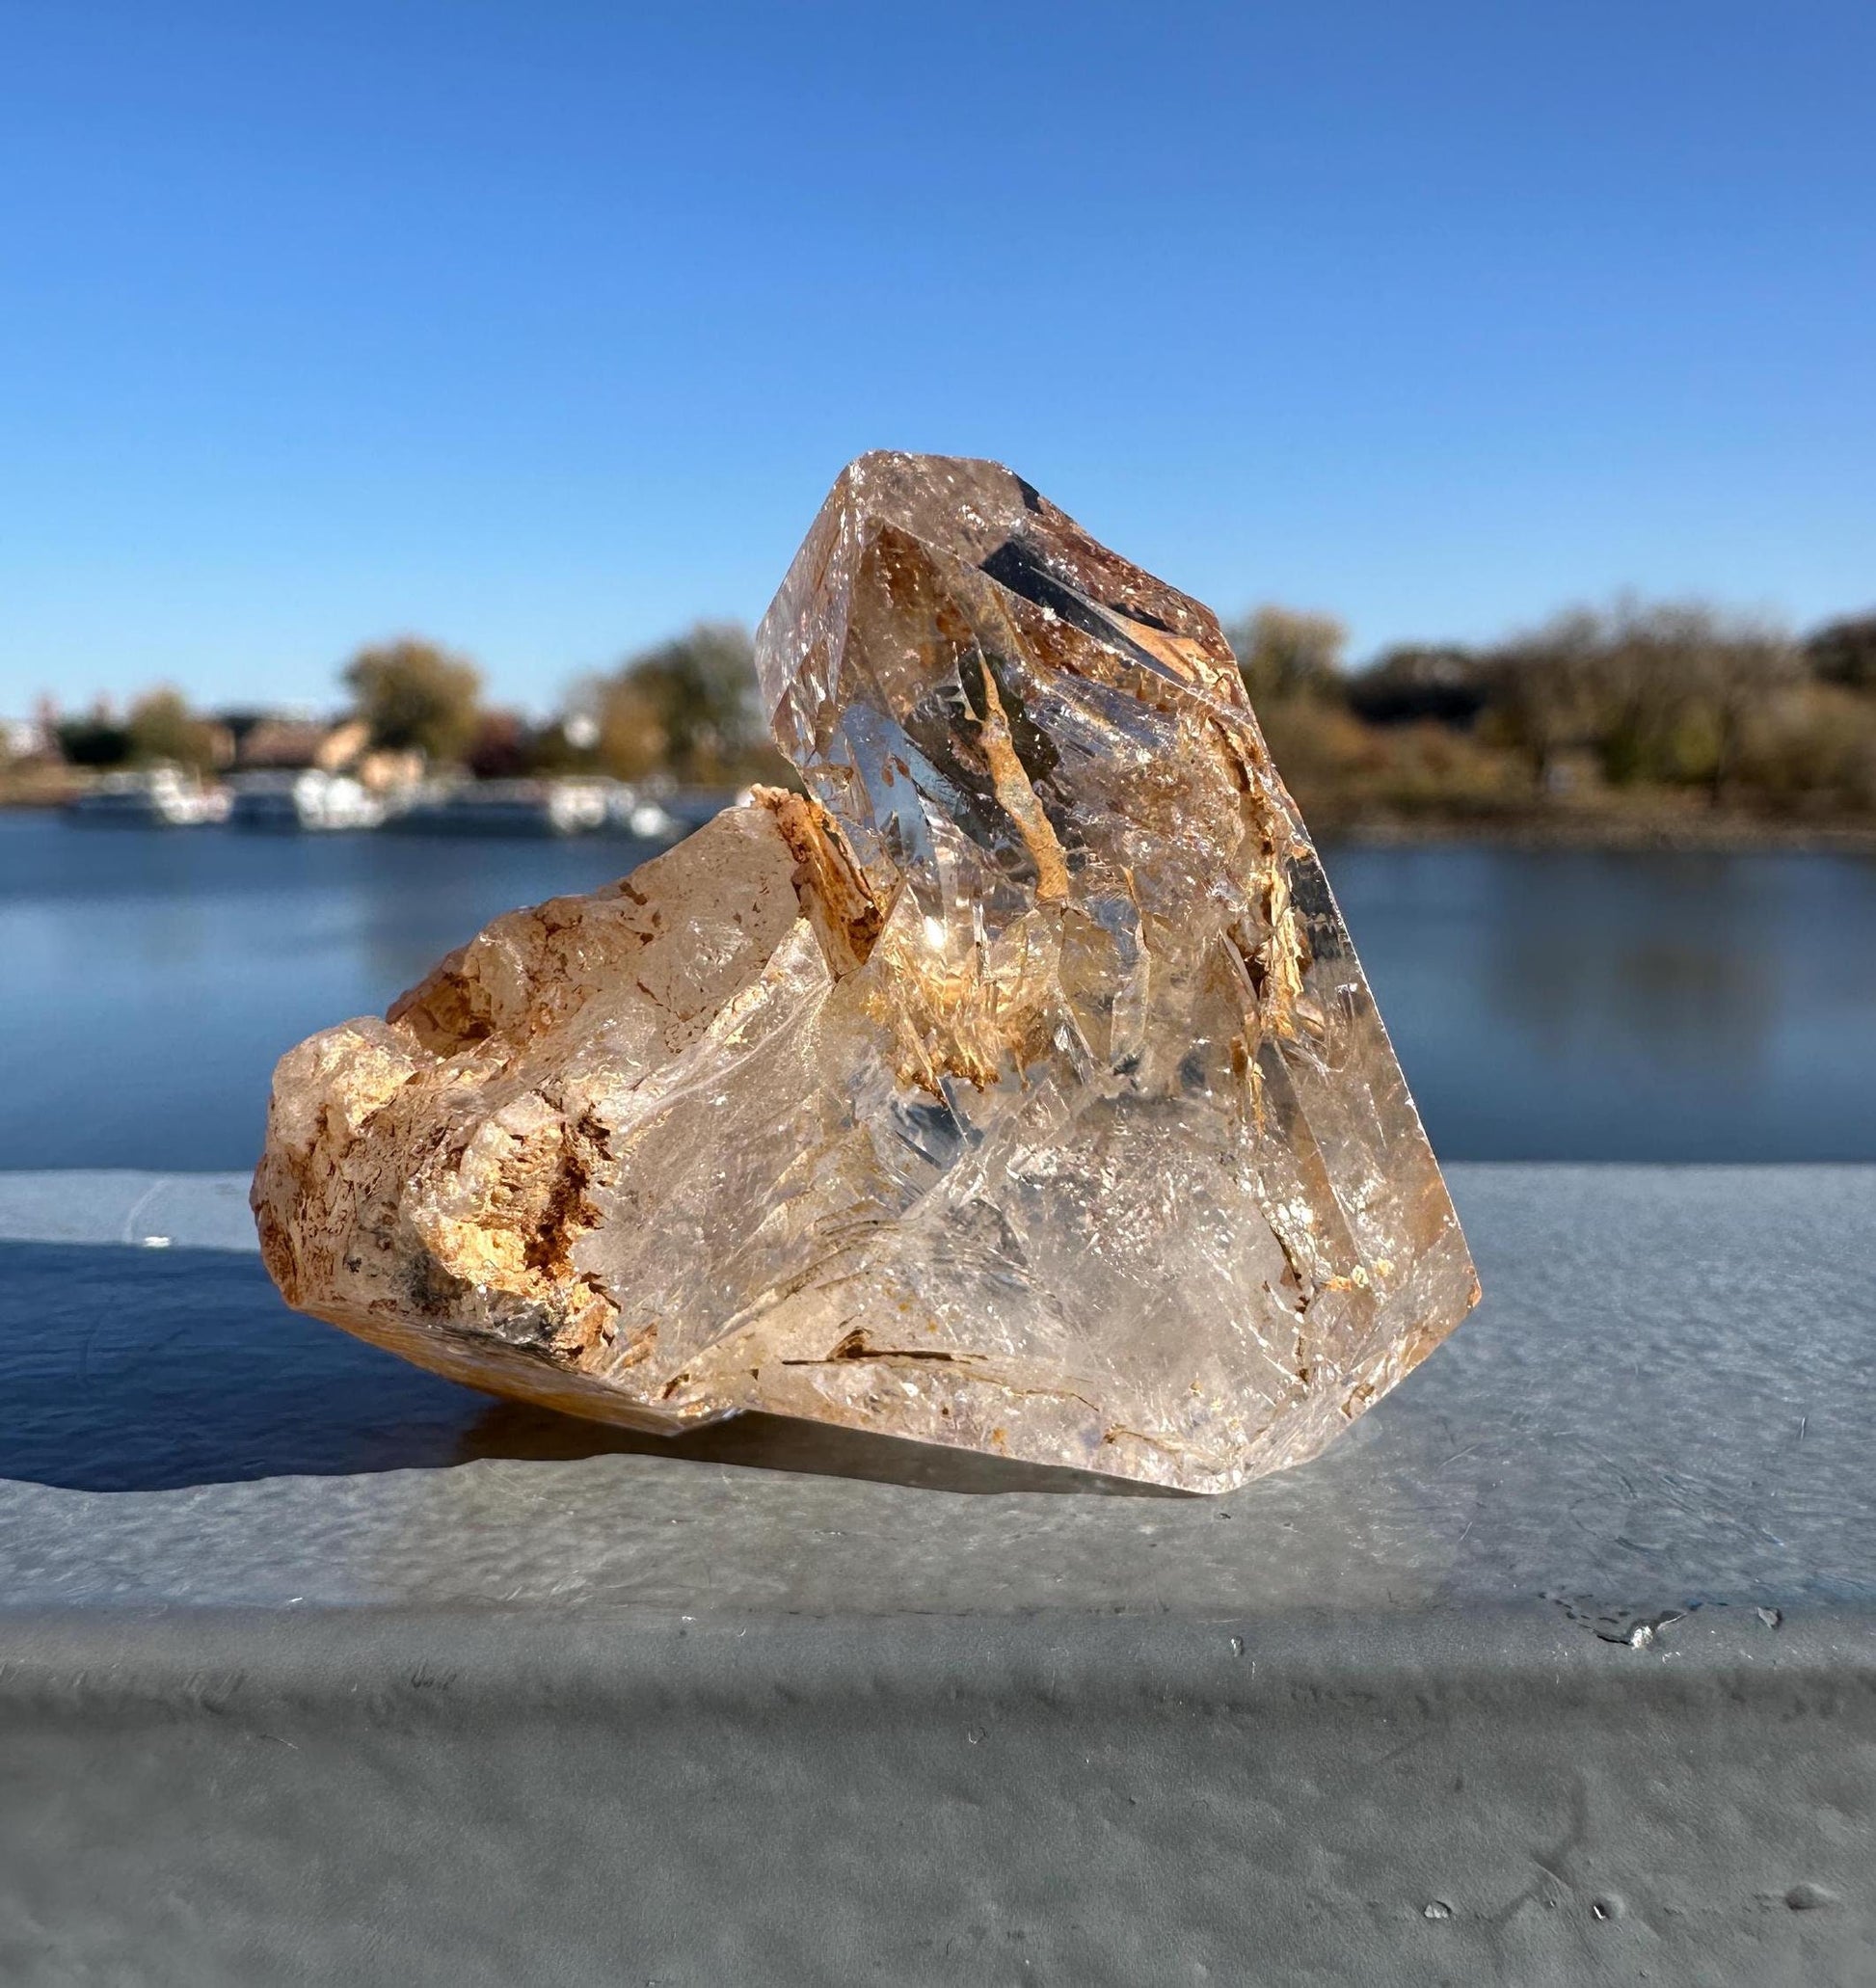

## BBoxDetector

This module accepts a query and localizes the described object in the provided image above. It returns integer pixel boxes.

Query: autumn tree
[590,622,773,783]
[1479,601,1800,802]
[342,638,483,766]
[1224,606,1348,706]
[1573,603,1795,801]
[1808,613,1876,692]
[1477,608,1609,789]
[126,687,226,772]
[589,670,668,780]
[1669,608,1800,805]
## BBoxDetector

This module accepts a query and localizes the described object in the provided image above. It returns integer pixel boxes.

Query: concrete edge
[1,1603,1871,1712]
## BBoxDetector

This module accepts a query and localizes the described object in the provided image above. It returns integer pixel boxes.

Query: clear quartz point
[254,453,1479,1491]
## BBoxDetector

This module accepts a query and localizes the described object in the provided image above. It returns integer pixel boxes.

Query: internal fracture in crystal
[253,453,1479,1491]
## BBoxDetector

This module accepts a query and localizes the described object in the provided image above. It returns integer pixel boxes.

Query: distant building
[217,712,355,771]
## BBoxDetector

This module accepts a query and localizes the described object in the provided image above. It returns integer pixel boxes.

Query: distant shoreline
[5,790,1875,856]
[1307,809,1876,855]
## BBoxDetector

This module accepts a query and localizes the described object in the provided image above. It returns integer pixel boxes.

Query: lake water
[3,810,1873,1169]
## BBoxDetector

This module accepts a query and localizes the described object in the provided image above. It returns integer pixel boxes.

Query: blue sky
[2,0,1872,713]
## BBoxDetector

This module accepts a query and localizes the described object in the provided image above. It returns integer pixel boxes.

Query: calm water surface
[3,811,1873,1169]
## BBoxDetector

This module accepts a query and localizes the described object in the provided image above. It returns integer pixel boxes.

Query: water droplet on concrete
[1422,1901,1453,1921]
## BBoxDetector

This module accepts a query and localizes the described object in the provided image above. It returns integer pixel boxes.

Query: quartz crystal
[254,453,1478,1491]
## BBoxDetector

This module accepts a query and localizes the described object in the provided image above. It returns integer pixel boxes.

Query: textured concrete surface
[3,1607,1873,1988]
[0,1165,1870,1617]
[0,1166,1872,1983]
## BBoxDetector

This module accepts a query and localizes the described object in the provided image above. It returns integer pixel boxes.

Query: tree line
[25,598,1876,823]
[43,623,786,789]
[1230,601,1876,823]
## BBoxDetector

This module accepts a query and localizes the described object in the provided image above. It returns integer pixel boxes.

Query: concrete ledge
[2,1608,1871,1985]
[2,1166,1872,1982]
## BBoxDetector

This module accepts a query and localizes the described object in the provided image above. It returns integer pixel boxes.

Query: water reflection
[4,813,1874,1167]
[1477,855,1779,1078]
[1316,845,1875,1161]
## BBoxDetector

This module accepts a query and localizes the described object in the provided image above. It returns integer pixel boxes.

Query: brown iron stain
[966,654,1069,902]
[755,785,884,975]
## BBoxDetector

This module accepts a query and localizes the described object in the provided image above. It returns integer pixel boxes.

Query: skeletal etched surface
[254,454,1478,1491]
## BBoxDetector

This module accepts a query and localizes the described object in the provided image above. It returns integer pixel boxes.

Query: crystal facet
[254,453,1479,1491]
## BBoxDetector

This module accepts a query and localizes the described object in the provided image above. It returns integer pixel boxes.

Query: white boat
[386,778,613,838]
[604,787,682,841]
[227,769,385,832]
[66,767,230,827]
[603,784,733,841]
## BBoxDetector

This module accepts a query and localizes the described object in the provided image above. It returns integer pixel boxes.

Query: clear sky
[2,0,1872,714]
